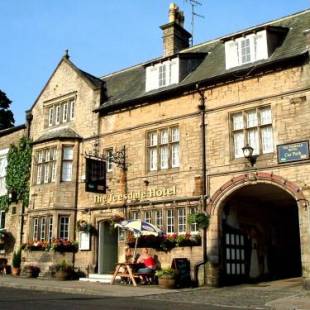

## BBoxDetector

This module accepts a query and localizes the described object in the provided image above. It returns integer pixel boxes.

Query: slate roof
[96,9,310,113]
[33,127,82,144]
[0,124,26,137]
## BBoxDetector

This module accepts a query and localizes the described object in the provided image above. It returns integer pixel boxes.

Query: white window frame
[154,209,163,230]
[0,148,9,197]
[190,207,198,233]
[61,146,73,182]
[147,126,180,172]
[144,210,152,224]
[59,215,69,240]
[48,106,54,127]
[177,208,186,234]
[35,147,57,185]
[231,106,273,159]
[32,218,39,241]
[167,209,175,234]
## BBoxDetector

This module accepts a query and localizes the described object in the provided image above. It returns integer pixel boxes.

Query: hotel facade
[1,4,310,287]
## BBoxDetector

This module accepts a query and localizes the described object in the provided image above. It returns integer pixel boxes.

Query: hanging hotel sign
[94,186,176,205]
[277,141,309,163]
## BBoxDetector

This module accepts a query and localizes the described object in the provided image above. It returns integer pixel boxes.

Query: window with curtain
[231,106,273,158]
[147,126,180,171]
[61,146,73,182]
[35,147,57,185]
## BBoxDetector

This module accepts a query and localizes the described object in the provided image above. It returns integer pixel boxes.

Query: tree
[0,89,15,130]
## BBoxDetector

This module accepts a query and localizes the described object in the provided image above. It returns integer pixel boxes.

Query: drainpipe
[72,141,80,266]
[194,86,208,286]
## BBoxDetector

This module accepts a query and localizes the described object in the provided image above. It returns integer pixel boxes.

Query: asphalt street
[0,287,226,310]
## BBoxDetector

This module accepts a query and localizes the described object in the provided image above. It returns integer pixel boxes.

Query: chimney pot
[161,3,192,56]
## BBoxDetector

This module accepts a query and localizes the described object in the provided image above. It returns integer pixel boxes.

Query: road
[0,287,227,310]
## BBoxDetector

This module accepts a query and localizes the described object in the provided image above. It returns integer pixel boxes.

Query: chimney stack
[160,3,192,57]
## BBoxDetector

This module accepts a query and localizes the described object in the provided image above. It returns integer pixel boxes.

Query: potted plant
[12,248,22,276]
[156,267,176,289]
[54,260,74,281]
[22,265,40,278]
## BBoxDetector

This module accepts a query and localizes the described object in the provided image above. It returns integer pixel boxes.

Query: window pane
[172,143,180,167]
[154,210,163,229]
[261,126,274,153]
[51,162,56,182]
[62,102,68,122]
[33,218,39,241]
[232,113,244,130]
[171,127,179,142]
[62,162,72,181]
[70,100,75,120]
[38,150,44,163]
[149,147,157,171]
[234,132,244,158]
[44,164,50,183]
[241,38,251,63]
[178,208,186,233]
[160,146,169,169]
[149,132,157,146]
[247,110,258,127]
[40,218,46,241]
[130,211,139,220]
[48,107,54,126]
[144,211,152,224]
[247,129,259,155]
[59,216,69,240]
[167,209,174,233]
[260,107,272,125]
[48,217,53,242]
[160,129,168,144]
[0,210,5,229]
[36,165,42,184]
[63,146,73,160]
[159,64,166,87]
[190,207,198,232]
[107,149,113,172]
[55,105,61,124]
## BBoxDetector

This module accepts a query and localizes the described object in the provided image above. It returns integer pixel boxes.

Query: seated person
[136,248,156,283]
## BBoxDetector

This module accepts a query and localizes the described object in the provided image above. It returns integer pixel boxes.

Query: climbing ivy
[6,136,32,207]
[0,195,8,211]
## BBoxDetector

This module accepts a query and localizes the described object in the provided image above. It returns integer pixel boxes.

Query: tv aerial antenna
[185,0,205,46]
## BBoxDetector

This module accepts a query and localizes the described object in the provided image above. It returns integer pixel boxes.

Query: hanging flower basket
[187,213,210,229]
[76,220,97,235]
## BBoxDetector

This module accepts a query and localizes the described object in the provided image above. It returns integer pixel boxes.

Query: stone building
[1,4,310,287]
[0,125,26,260]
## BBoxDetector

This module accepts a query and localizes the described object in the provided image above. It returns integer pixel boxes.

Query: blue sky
[0,0,309,125]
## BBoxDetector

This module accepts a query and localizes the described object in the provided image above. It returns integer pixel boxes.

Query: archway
[208,173,306,286]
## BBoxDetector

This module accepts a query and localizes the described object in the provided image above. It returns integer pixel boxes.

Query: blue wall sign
[277,141,309,163]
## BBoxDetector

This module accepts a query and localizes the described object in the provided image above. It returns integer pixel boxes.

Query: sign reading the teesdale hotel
[94,186,176,205]
[277,141,310,163]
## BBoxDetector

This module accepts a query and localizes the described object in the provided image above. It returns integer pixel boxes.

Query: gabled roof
[96,9,310,113]
[28,55,103,113]
[33,127,82,144]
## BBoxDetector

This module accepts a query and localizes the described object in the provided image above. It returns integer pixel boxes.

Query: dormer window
[225,30,268,69]
[145,58,179,92]
[224,26,288,70]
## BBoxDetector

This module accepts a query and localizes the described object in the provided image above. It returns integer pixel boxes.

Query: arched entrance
[208,172,307,286]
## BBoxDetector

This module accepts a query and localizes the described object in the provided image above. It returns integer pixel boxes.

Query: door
[98,221,118,274]
[222,222,249,285]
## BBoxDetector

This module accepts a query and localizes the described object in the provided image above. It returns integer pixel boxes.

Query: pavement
[0,275,309,309]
